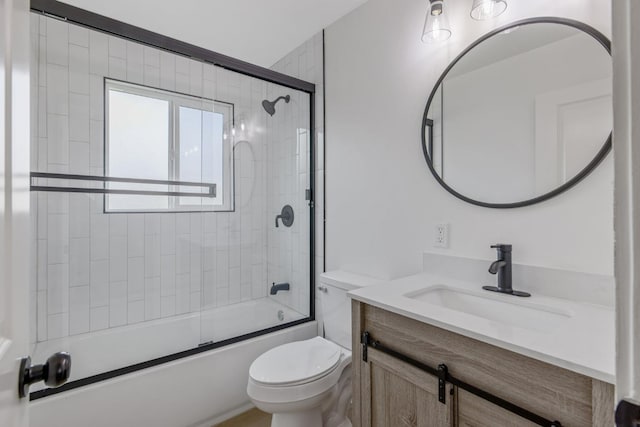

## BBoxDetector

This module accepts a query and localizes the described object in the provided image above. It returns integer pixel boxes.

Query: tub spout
[270,282,290,295]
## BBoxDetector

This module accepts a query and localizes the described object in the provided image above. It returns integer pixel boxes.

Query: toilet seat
[249,337,342,387]
[247,337,352,406]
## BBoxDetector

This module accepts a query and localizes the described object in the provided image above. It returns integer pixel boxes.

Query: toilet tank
[318,271,385,350]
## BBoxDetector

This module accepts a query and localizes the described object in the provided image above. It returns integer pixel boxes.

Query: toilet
[247,272,379,427]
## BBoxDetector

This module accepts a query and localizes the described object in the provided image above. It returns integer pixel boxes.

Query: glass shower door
[29,13,314,398]
[199,71,312,345]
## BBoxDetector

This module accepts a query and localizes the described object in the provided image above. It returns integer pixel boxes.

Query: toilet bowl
[247,272,381,427]
[247,337,352,427]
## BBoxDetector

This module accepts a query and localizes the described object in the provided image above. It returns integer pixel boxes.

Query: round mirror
[422,18,612,208]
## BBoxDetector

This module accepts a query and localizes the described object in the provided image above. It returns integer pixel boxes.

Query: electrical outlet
[434,223,449,248]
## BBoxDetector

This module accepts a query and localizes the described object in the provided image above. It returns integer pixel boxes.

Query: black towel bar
[30,172,216,198]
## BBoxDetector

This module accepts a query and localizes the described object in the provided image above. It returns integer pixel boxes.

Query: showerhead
[261,95,290,116]
[261,100,276,116]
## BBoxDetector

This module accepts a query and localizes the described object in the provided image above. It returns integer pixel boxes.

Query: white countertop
[348,272,615,384]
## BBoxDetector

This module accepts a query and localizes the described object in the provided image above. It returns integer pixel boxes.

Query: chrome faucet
[482,244,530,297]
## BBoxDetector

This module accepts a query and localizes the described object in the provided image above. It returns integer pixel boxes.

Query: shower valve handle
[275,205,294,228]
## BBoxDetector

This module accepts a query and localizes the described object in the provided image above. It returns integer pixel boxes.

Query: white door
[0,0,33,425]
[534,79,612,195]
[614,0,640,425]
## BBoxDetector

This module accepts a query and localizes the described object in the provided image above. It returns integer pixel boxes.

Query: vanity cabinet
[351,301,615,427]
[362,345,454,426]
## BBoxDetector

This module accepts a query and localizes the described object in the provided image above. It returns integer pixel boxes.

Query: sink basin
[405,286,572,333]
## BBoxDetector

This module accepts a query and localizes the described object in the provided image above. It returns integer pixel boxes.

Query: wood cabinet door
[456,389,538,427]
[360,347,454,427]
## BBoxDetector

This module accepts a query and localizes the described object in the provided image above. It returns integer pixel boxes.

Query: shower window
[105,80,234,213]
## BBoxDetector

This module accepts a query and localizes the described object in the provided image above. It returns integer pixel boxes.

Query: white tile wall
[268,32,324,317]
[31,15,315,343]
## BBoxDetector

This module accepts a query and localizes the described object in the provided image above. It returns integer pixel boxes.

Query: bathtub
[29,298,316,427]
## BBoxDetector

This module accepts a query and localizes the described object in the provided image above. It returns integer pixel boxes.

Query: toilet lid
[249,337,342,386]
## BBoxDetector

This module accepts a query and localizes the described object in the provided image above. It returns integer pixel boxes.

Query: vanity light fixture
[422,0,452,43]
[470,0,507,20]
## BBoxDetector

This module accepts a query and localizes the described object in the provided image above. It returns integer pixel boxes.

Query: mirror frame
[421,17,612,209]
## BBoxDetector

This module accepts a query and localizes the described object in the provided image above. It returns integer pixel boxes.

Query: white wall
[263,83,312,316]
[324,0,613,279]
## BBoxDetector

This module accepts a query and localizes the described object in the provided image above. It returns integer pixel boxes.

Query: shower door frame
[29,0,317,400]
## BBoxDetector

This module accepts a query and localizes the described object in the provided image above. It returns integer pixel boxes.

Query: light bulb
[240,121,246,132]
[470,0,507,20]
[422,0,451,43]
[231,127,236,137]
[481,1,494,17]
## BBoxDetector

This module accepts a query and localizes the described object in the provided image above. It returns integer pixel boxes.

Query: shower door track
[30,318,313,401]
